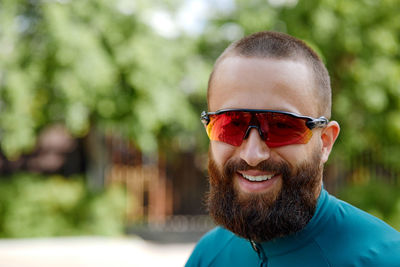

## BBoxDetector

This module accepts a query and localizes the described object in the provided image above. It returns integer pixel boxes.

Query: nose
[239,128,271,166]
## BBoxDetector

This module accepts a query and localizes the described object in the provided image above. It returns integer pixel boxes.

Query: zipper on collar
[250,240,268,266]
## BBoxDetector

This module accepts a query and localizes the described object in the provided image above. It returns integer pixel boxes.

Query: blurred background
[0,0,399,266]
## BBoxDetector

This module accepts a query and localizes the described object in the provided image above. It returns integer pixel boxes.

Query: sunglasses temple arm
[200,111,210,125]
[306,117,329,129]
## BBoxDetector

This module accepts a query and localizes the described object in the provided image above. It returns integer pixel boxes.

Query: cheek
[275,135,322,166]
[274,144,314,167]
[210,141,236,168]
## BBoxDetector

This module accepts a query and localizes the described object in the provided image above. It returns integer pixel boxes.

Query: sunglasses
[201,109,329,147]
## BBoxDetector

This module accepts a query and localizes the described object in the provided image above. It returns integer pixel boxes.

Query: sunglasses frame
[201,109,329,130]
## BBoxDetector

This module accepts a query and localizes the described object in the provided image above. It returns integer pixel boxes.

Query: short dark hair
[207,31,331,118]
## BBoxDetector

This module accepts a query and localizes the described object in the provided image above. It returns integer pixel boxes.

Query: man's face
[207,56,325,242]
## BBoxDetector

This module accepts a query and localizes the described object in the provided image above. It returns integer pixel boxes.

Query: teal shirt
[186,189,400,266]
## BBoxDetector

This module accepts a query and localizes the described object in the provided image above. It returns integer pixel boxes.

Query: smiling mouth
[240,173,276,182]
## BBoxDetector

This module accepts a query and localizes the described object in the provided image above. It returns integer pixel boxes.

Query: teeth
[242,174,274,182]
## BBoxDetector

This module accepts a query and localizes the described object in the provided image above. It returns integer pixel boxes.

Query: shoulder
[316,194,400,266]
[185,227,235,267]
[334,197,399,239]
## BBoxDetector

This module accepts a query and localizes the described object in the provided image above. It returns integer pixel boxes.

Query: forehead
[209,56,318,117]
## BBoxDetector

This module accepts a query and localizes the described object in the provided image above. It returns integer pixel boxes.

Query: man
[186,31,400,266]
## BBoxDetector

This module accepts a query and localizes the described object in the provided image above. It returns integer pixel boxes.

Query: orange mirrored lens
[256,113,312,147]
[207,112,252,146]
[206,111,312,147]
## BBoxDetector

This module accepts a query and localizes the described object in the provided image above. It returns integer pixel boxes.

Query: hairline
[207,53,330,118]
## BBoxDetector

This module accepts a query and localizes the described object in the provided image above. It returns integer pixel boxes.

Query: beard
[207,150,322,243]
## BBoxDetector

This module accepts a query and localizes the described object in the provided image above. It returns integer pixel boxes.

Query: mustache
[223,158,290,178]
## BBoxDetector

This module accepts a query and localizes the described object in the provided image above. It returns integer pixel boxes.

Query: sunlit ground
[0,236,195,267]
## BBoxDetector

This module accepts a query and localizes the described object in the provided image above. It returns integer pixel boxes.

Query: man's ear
[320,121,340,163]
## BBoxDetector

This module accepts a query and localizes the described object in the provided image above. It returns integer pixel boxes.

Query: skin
[208,56,340,200]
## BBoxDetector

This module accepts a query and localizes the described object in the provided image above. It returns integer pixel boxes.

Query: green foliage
[338,179,400,230]
[0,0,205,158]
[0,173,126,238]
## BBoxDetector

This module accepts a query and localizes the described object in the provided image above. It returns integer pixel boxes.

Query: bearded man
[186,31,400,266]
